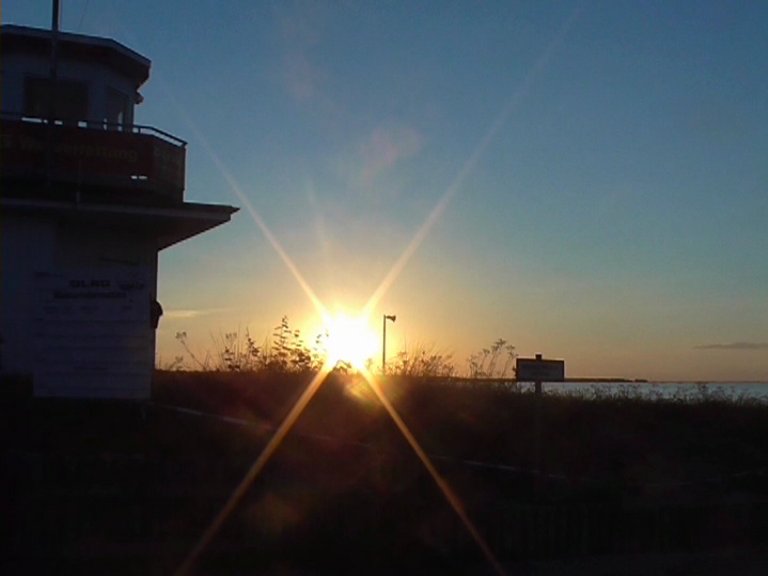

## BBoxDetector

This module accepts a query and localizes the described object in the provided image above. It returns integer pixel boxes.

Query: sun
[321,312,378,370]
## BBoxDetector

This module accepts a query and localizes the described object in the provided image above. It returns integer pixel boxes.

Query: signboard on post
[517,354,565,491]
[516,356,565,382]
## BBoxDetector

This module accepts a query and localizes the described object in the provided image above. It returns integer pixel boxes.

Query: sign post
[534,354,543,494]
[516,354,565,495]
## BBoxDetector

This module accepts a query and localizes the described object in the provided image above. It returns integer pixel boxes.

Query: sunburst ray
[174,364,333,576]
[359,368,507,575]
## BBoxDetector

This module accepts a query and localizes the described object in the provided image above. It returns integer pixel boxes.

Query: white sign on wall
[33,270,153,399]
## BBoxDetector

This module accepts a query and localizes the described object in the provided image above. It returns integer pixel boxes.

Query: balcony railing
[0,115,186,203]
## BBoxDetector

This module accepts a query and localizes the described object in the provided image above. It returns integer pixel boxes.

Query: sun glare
[322,312,378,370]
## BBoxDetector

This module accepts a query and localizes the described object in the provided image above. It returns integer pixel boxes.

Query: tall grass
[390,343,456,377]
[466,338,517,378]
[168,316,519,379]
[171,316,326,373]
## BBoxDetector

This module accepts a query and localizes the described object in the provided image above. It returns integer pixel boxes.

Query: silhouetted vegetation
[389,344,456,377]
[466,338,517,378]
[172,316,327,373]
[168,316,518,378]
[5,371,768,574]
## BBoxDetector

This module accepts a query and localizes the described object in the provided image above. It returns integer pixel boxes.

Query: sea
[517,381,768,402]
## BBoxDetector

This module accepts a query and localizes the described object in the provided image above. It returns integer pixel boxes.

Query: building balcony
[0,115,186,204]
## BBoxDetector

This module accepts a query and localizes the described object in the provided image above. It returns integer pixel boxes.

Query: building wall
[1,209,159,398]
[0,213,58,375]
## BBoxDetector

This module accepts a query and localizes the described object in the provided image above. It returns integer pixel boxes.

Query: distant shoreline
[414,375,768,385]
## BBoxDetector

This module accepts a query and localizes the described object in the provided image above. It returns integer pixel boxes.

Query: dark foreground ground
[3,372,768,574]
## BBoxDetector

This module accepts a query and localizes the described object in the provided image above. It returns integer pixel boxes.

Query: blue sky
[5,1,767,380]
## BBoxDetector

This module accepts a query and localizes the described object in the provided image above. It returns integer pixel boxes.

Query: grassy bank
[152,371,768,499]
[3,371,768,574]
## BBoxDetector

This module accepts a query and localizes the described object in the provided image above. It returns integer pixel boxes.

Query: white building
[0,25,237,399]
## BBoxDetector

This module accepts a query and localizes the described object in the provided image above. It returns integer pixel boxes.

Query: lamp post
[382,314,396,375]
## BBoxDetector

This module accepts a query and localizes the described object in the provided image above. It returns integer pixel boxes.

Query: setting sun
[321,312,378,370]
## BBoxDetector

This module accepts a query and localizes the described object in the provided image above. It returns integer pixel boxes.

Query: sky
[5,1,767,381]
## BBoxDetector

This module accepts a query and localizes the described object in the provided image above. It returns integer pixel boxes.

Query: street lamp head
[382,314,397,375]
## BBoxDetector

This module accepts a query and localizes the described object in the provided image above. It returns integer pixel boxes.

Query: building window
[106,88,132,129]
[24,77,89,122]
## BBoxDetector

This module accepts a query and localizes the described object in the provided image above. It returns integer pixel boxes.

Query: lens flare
[360,368,506,575]
[170,8,581,573]
[174,365,333,576]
